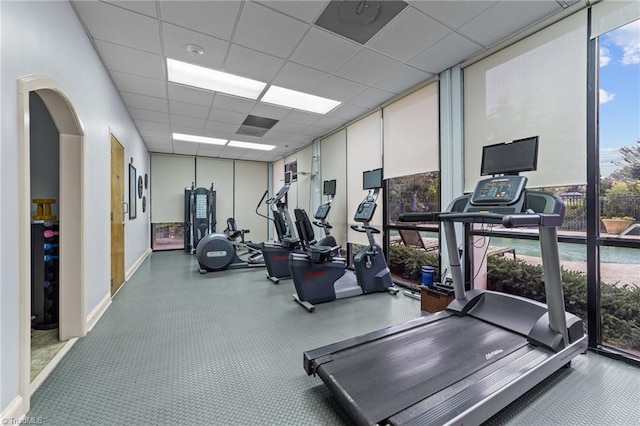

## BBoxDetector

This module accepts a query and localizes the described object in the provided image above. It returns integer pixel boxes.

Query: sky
[598,19,640,177]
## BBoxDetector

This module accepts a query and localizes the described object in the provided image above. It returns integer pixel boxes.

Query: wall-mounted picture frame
[129,164,137,220]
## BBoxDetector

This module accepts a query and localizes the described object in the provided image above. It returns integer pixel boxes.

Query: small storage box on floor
[421,286,454,313]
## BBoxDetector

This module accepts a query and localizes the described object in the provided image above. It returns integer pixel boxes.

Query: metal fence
[559,194,640,232]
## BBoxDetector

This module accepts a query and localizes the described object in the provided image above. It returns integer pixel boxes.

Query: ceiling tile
[314,76,366,102]
[205,120,240,134]
[73,1,161,54]
[196,144,226,157]
[335,48,401,85]
[271,121,309,134]
[283,110,322,125]
[289,27,361,73]
[170,100,210,119]
[272,62,331,93]
[373,64,432,93]
[409,32,483,74]
[265,130,296,141]
[110,71,167,98]
[208,107,247,124]
[458,1,561,47]
[102,1,158,18]
[224,44,286,82]
[347,87,395,109]
[411,1,497,30]
[128,107,169,123]
[147,145,173,154]
[162,23,229,70]
[329,104,369,121]
[159,1,241,40]
[313,115,348,130]
[233,1,310,59]
[251,103,291,120]
[94,40,164,79]
[134,119,170,132]
[171,115,206,129]
[367,7,451,62]
[121,92,168,112]
[167,84,214,107]
[212,94,256,114]
[255,0,329,24]
[139,128,168,140]
[173,141,199,156]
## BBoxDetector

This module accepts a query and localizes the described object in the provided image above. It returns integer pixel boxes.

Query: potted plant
[601,216,634,234]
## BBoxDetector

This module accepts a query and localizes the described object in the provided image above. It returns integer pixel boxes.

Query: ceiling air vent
[236,115,279,137]
[315,0,408,45]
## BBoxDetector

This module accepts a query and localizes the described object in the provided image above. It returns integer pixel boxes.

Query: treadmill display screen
[471,176,527,205]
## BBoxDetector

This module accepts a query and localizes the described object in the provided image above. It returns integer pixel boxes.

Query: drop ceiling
[72,0,577,162]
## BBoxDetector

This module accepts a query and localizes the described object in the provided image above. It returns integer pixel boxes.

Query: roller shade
[233,161,268,242]
[320,129,347,248]
[195,157,233,233]
[150,154,194,223]
[591,0,640,39]
[383,82,439,179]
[346,111,383,245]
[463,10,587,191]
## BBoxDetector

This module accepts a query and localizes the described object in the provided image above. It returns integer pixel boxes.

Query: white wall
[1,1,149,411]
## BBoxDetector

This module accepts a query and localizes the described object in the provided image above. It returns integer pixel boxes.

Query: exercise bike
[261,178,338,283]
[195,217,265,273]
[289,168,398,312]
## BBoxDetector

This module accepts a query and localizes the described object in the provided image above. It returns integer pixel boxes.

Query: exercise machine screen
[363,168,383,190]
[470,176,527,205]
[323,180,336,196]
[481,136,539,176]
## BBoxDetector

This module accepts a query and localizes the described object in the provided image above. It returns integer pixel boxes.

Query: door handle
[123,202,129,214]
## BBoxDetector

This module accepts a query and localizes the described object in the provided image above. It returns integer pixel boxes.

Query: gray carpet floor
[28,251,640,425]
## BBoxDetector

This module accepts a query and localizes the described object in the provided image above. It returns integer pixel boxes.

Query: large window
[597,17,640,356]
[386,172,440,290]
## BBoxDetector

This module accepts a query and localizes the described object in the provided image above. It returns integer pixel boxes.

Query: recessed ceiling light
[173,133,228,145]
[167,58,267,100]
[228,140,275,151]
[261,85,341,114]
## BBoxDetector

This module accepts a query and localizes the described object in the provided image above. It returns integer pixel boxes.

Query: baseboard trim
[30,338,78,394]
[125,248,152,281]
[87,292,111,333]
[0,395,24,424]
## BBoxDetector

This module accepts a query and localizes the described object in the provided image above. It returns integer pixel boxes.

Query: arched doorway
[18,76,86,412]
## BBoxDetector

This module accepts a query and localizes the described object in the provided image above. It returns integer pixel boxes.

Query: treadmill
[302,137,587,426]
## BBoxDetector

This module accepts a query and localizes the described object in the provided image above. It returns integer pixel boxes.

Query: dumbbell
[44,230,59,238]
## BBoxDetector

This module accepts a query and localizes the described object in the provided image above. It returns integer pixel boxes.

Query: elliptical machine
[289,168,398,312]
[184,183,216,254]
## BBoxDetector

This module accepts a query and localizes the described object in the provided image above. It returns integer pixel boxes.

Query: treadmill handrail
[400,211,563,228]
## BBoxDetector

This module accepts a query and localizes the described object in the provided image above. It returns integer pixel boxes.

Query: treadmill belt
[315,316,528,425]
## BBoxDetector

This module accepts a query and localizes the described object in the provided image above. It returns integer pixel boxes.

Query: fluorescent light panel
[261,85,341,114]
[228,140,275,151]
[173,133,227,145]
[167,58,266,100]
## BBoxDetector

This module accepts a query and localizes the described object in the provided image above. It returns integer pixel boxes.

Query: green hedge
[388,244,439,282]
[487,256,640,351]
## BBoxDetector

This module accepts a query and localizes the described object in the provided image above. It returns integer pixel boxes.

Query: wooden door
[111,135,125,295]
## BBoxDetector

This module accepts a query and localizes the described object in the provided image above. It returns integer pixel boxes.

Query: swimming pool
[489,236,640,265]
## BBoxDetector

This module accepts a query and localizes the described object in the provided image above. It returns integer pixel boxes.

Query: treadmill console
[470,176,527,206]
[354,201,376,223]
